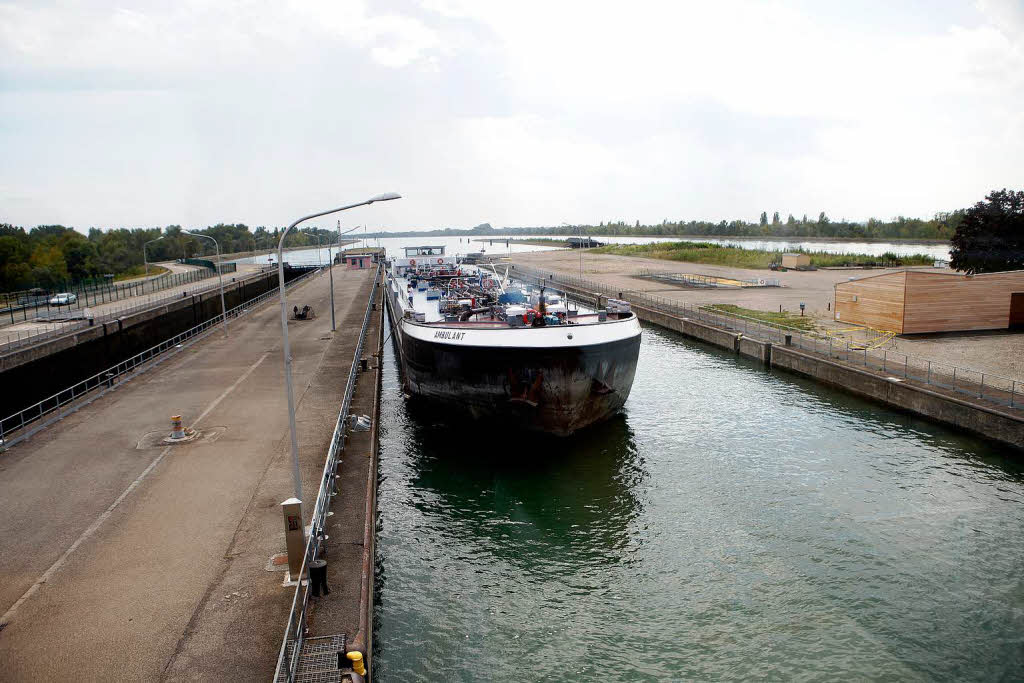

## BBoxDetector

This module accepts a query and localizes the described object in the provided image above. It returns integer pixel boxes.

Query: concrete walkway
[0,264,377,681]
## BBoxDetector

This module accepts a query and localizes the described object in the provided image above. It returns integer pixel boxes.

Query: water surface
[374,322,1023,681]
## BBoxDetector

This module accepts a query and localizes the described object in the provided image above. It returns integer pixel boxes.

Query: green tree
[759,211,768,226]
[59,232,99,280]
[29,244,69,287]
[950,188,1024,273]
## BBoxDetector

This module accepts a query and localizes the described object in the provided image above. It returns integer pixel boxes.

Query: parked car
[48,292,77,305]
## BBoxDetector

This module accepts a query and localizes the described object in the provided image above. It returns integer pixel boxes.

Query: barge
[384,246,641,435]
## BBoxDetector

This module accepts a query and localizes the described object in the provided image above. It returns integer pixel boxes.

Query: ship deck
[390,268,603,327]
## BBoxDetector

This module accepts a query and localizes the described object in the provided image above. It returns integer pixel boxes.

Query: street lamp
[278,192,400,504]
[144,235,165,278]
[182,231,229,338]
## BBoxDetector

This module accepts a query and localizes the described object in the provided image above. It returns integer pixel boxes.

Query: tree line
[368,212,961,241]
[0,223,338,292]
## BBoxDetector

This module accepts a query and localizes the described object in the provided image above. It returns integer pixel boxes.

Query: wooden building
[834,270,1024,334]
[781,253,811,269]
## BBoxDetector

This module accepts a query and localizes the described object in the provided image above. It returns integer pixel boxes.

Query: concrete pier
[0,264,380,681]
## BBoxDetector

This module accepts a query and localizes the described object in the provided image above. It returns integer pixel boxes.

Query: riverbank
[475,237,568,247]
[590,241,935,269]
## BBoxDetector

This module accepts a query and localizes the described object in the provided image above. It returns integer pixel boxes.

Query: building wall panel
[903,271,1024,333]
[834,272,906,332]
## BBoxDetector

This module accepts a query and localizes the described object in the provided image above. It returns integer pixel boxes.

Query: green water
[373,324,1024,681]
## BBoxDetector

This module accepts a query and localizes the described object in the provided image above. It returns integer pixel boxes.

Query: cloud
[976,0,1024,42]
[0,1,1020,229]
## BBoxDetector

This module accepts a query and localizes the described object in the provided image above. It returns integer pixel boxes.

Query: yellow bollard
[346,651,366,676]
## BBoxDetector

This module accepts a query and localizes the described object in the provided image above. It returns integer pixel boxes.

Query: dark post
[309,558,329,597]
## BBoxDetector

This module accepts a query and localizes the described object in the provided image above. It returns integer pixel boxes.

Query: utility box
[781,253,811,269]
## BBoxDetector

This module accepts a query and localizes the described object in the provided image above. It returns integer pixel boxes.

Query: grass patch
[704,303,818,331]
[114,264,170,281]
[589,241,934,269]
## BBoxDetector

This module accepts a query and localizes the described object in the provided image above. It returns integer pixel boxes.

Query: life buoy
[409,259,416,266]
[437,258,443,264]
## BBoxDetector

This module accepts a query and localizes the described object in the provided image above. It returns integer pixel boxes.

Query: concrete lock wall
[0,268,305,420]
[738,336,772,363]
[770,345,1024,448]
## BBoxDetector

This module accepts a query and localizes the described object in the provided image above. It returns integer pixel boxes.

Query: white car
[48,292,77,305]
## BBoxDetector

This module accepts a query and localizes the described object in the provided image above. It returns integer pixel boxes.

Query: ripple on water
[374,324,1024,681]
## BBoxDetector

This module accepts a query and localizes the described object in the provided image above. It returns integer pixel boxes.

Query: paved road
[0,264,376,681]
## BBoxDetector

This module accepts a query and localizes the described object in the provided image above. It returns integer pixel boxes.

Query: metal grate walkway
[276,634,349,683]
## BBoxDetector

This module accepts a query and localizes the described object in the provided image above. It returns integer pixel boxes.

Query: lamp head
[367,192,401,203]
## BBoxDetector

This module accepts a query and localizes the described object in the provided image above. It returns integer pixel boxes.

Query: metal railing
[512,265,1021,411]
[0,267,322,450]
[0,266,278,354]
[0,264,220,326]
[274,262,382,683]
[635,268,780,288]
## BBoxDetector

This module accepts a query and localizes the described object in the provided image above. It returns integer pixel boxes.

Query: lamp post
[182,231,229,338]
[561,223,583,277]
[143,235,165,279]
[278,192,400,503]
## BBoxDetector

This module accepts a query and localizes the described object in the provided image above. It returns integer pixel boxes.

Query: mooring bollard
[360,357,369,372]
[170,415,185,440]
[309,558,329,597]
[784,334,792,346]
[346,652,366,677]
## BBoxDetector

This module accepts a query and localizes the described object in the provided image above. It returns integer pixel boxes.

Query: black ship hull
[391,319,641,436]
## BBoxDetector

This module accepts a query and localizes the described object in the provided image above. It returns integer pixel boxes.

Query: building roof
[836,268,1024,286]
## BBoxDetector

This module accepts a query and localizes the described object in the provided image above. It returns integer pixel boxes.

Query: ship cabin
[394,245,457,275]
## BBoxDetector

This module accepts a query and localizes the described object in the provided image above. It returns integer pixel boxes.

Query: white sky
[1,0,1022,231]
